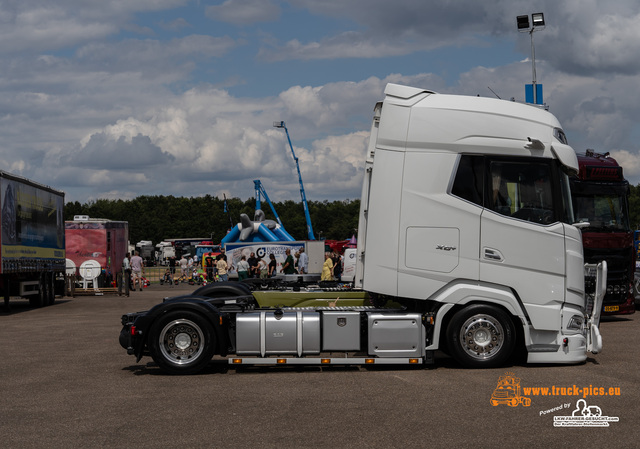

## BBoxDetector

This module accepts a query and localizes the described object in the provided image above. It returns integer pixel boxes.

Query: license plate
[604,305,619,312]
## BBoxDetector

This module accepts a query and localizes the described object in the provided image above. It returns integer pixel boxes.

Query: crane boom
[274,121,315,240]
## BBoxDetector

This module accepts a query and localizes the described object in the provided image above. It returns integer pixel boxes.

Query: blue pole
[276,123,315,240]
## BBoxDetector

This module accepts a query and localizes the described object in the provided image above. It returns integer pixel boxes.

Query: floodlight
[532,13,545,28]
[517,15,530,31]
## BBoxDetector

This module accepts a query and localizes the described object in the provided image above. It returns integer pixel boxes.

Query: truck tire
[446,304,515,368]
[43,273,55,306]
[148,310,215,375]
[30,275,47,308]
[29,294,43,308]
[47,274,56,306]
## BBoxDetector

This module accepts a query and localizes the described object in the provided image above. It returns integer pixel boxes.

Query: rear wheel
[148,311,215,374]
[43,273,55,306]
[29,294,43,308]
[446,304,515,368]
[30,274,47,308]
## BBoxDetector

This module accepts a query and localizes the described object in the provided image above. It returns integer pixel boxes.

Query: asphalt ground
[1,284,638,448]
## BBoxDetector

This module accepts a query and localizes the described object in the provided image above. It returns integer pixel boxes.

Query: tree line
[64,195,361,245]
[65,182,640,247]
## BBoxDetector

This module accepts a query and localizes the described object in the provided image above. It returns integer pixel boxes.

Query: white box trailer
[224,240,324,277]
[120,84,605,374]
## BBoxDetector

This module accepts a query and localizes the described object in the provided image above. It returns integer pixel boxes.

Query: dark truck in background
[571,150,635,315]
[1,171,65,308]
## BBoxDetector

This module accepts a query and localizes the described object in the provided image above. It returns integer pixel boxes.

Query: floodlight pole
[518,13,545,105]
[529,29,538,104]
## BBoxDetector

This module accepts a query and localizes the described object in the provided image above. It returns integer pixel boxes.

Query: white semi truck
[119,84,605,374]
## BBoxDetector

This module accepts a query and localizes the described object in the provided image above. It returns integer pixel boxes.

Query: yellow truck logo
[491,372,531,407]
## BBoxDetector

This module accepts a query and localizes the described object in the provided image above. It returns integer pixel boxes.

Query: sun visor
[550,143,579,174]
[384,83,435,100]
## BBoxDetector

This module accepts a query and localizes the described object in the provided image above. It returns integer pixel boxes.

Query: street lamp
[517,12,545,105]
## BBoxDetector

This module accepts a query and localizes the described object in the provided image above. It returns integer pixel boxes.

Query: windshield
[572,189,630,231]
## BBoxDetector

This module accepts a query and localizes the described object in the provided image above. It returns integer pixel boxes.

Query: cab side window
[451,155,483,206]
[488,160,556,224]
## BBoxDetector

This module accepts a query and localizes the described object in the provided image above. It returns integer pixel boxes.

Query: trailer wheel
[30,274,47,308]
[148,311,215,375]
[446,305,515,368]
[47,274,56,306]
[44,273,55,306]
[29,294,43,308]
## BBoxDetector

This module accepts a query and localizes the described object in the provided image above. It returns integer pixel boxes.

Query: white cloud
[610,150,640,180]
[0,0,190,53]
[267,0,640,79]
[206,0,281,25]
[75,35,240,70]
[2,0,640,205]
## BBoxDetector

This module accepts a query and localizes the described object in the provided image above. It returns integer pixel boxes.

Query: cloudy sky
[2,0,640,204]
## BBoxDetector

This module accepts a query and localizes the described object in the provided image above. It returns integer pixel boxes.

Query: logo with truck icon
[491,372,532,407]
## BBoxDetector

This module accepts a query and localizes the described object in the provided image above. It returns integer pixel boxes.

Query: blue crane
[273,121,316,240]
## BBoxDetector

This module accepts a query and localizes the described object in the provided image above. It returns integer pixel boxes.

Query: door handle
[483,247,504,262]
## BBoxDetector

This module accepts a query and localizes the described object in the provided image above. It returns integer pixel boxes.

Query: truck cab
[570,150,635,315]
[356,84,601,365]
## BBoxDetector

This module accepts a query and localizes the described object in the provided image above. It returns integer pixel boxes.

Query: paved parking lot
[1,284,638,448]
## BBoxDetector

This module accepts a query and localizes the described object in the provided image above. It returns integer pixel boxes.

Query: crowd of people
[121,246,345,294]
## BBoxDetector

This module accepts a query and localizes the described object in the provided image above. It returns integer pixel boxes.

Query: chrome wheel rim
[158,319,204,365]
[459,314,504,360]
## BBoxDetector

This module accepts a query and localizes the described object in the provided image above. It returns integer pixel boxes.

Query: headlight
[567,315,584,331]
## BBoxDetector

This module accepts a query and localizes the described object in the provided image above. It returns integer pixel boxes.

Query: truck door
[479,158,567,331]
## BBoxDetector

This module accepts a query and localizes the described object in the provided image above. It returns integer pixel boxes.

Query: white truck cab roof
[380,83,578,173]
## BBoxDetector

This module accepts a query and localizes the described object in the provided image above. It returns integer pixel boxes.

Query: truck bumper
[119,325,133,352]
[526,332,588,364]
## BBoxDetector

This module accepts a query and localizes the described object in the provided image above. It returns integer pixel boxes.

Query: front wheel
[446,305,515,368]
[148,311,215,374]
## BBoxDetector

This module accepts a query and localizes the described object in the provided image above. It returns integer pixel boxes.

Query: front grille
[583,247,633,306]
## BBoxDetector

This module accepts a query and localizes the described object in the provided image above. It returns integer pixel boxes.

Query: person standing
[258,257,269,279]
[247,252,258,278]
[179,255,188,280]
[321,252,334,281]
[332,252,342,281]
[268,253,277,277]
[121,252,131,296]
[130,251,145,291]
[236,255,250,281]
[298,248,308,274]
[280,248,295,275]
[216,254,229,282]
[204,252,215,281]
